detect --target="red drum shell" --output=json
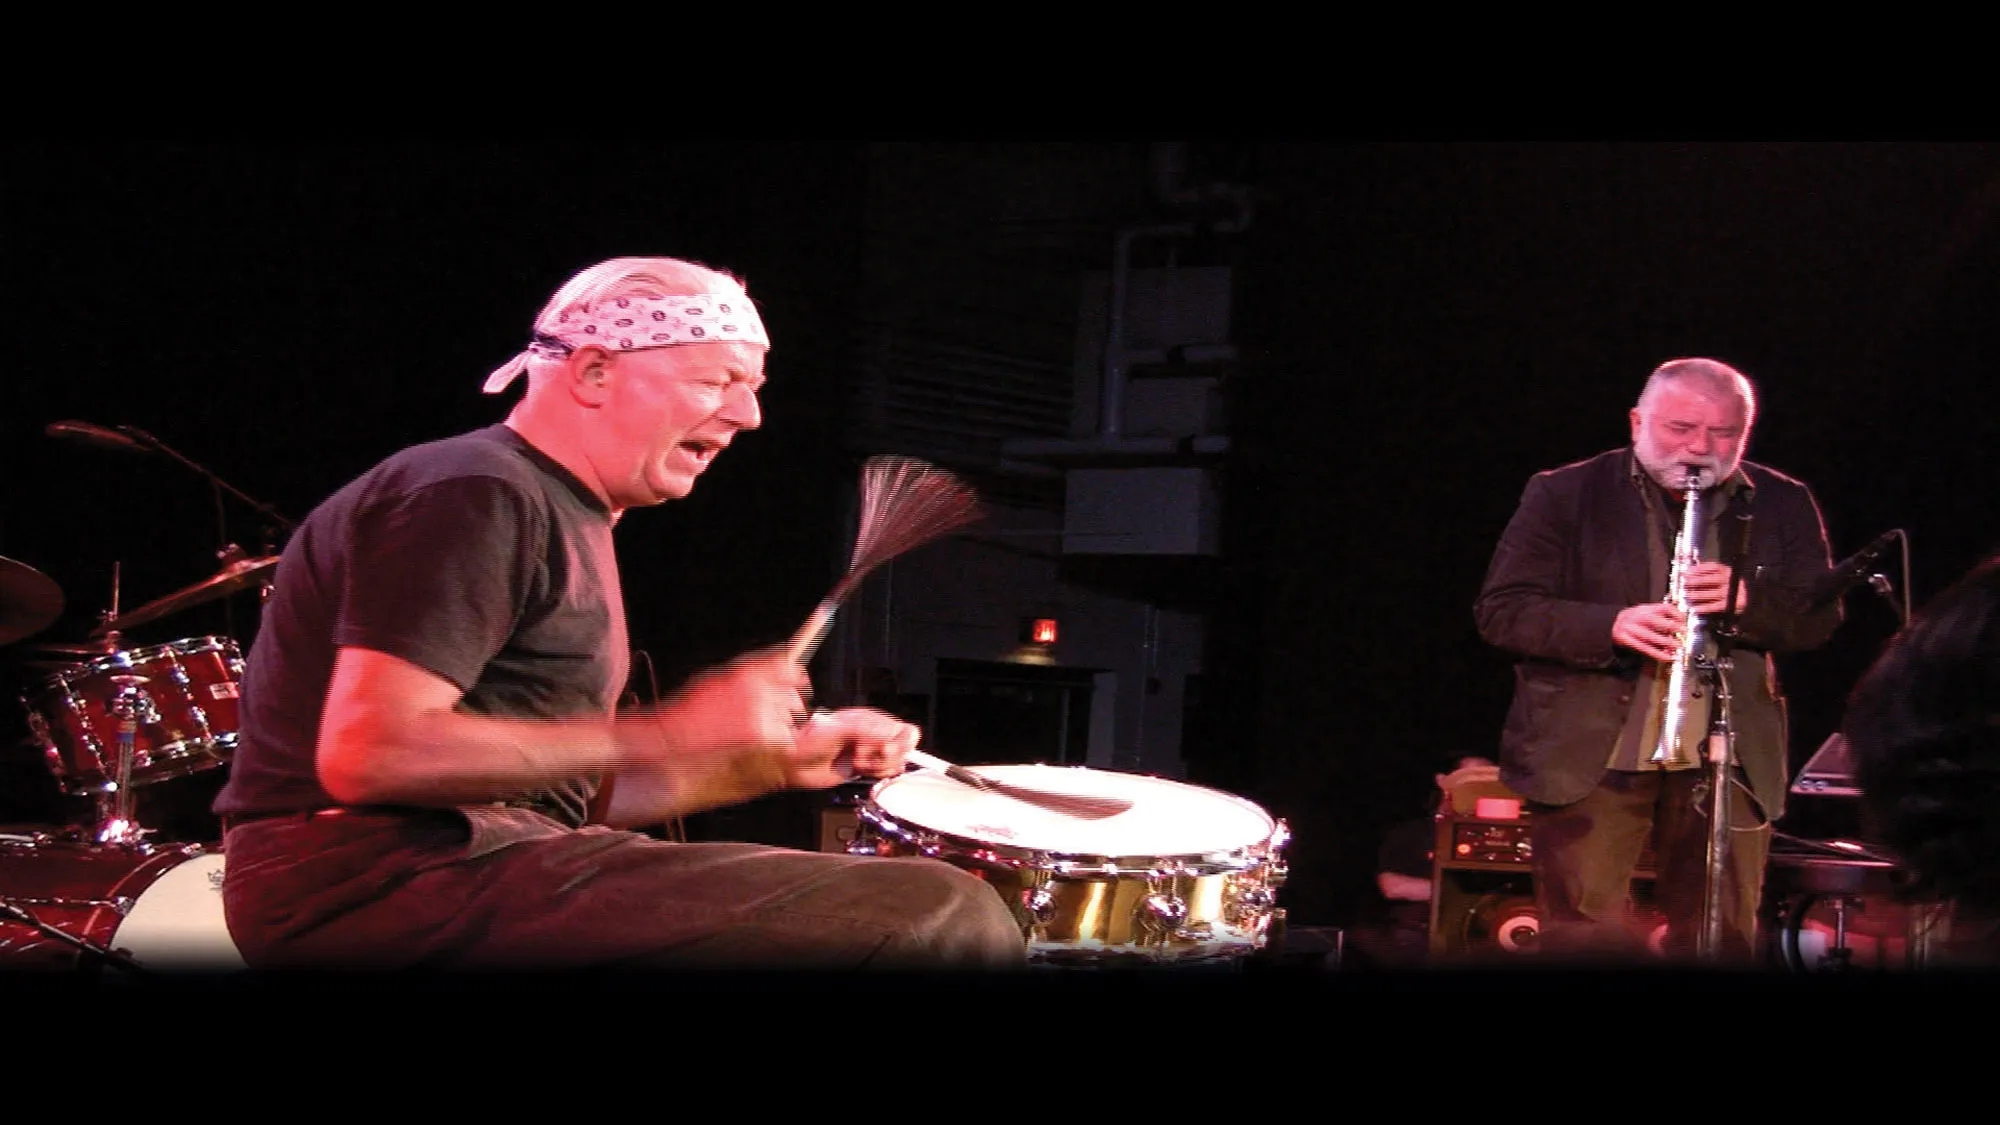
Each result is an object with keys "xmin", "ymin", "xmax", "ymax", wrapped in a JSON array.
[
  {"xmin": 0, "ymin": 831, "xmax": 239, "ymax": 972},
  {"xmin": 21, "ymin": 636, "xmax": 243, "ymax": 794}
]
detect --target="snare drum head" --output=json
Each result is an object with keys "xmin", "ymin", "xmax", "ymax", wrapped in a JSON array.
[
  {"xmin": 870, "ymin": 765, "xmax": 1274, "ymax": 861},
  {"xmin": 111, "ymin": 852, "xmax": 243, "ymax": 970}
]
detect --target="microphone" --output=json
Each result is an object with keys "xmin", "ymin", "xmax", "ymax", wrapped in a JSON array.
[
  {"xmin": 45, "ymin": 420, "xmax": 152, "ymax": 454},
  {"xmin": 1807, "ymin": 530, "xmax": 1900, "ymax": 609},
  {"xmin": 114, "ymin": 424, "xmax": 166, "ymax": 450}
]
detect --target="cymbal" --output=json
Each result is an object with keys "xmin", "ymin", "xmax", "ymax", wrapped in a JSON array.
[
  {"xmin": 1, "ymin": 556, "xmax": 64, "ymax": 647},
  {"xmin": 91, "ymin": 555, "xmax": 278, "ymax": 636},
  {"xmin": 23, "ymin": 640, "xmax": 122, "ymax": 657}
]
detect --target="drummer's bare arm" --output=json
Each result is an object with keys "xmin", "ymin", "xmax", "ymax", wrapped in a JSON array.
[
  {"xmin": 317, "ymin": 646, "xmax": 649, "ymax": 808},
  {"xmin": 600, "ymin": 705, "xmax": 918, "ymax": 829},
  {"xmin": 321, "ymin": 646, "xmax": 819, "ymax": 816}
]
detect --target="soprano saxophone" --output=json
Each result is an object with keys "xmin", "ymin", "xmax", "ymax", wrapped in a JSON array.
[{"xmin": 1650, "ymin": 466, "xmax": 1706, "ymax": 767}]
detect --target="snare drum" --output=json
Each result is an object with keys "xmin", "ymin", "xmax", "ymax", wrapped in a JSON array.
[
  {"xmin": 22, "ymin": 636, "xmax": 244, "ymax": 794},
  {"xmin": 855, "ymin": 765, "xmax": 1288, "ymax": 967},
  {"xmin": 0, "ymin": 830, "xmax": 243, "ymax": 972}
]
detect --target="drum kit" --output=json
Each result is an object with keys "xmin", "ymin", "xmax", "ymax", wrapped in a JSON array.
[
  {"xmin": 1, "ymin": 550, "xmax": 264, "ymax": 975},
  {"xmin": 3, "ymin": 547, "xmax": 1296, "ymax": 973},
  {"xmin": 5, "ymin": 437, "xmax": 1298, "ymax": 974}
]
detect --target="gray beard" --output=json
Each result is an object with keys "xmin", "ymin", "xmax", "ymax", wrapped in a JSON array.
[{"xmin": 1634, "ymin": 439, "xmax": 1737, "ymax": 492}]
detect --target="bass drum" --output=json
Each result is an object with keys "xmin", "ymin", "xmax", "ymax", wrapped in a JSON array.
[
  {"xmin": 855, "ymin": 765, "xmax": 1288, "ymax": 967},
  {"xmin": 0, "ymin": 829, "xmax": 243, "ymax": 973}
]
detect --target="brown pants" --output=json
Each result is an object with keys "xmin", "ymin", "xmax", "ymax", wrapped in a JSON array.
[
  {"xmin": 1530, "ymin": 768, "xmax": 1771, "ymax": 965},
  {"xmin": 220, "ymin": 809, "xmax": 1027, "ymax": 972}
]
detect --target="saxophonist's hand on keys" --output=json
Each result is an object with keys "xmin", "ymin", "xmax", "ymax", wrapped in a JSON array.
[
  {"xmin": 1613, "ymin": 602, "xmax": 1688, "ymax": 662},
  {"xmin": 1681, "ymin": 561, "xmax": 1748, "ymax": 616}
]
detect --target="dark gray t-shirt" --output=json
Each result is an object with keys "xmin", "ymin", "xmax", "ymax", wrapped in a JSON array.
[{"xmin": 213, "ymin": 424, "xmax": 628, "ymax": 828}]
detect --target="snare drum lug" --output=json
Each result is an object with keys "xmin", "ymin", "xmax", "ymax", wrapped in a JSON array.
[
  {"xmin": 1141, "ymin": 893, "xmax": 1189, "ymax": 933},
  {"xmin": 1237, "ymin": 886, "xmax": 1275, "ymax": 913},
  {"xmin": 848, "ymin": 826, "xmax": 900, "ymax": 858},
  {"xmin": 1172, "ymin": 922, "xmax": 1215, "ymax": 944},
  {"xmin": 1022, "ymin": 886, "xmax": 1057, "ymax": 926},
  {"xmin": 23, "ymin": 708, "xmax": 54, "ymax": 753}
]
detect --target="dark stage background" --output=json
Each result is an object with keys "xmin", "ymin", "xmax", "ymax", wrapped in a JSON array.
[{"xmin": 3, "ymin": 142, "xmax": 1996, "ymax": 931}]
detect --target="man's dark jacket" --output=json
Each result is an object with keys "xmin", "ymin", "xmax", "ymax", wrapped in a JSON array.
[{"xmin": 1474, "ymin": 448, "xmax": 1841, "ymax": 817}]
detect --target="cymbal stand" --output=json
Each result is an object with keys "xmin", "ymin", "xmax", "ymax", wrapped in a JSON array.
[
  {"xmin": 92, "ymin": 677, "xmax": 155, "ymax": 848},
  {"xmin": 93, "ymin": 561, "xmax": 125, "ymax": 652}
]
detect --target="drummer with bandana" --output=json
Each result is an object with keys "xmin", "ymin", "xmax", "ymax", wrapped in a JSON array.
[{"xmin": 210, "ymin": 256, "xmax": 1025, "ymax": 972}]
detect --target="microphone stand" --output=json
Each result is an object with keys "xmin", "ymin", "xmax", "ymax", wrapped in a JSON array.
[
  {"xmin": 1696, "ymin": 494, "xmax": 1754, "ymax": 961},
  {"xmin": 118, "ymin": 426, "xmax": 295, "ymax": 543},
  {"xmin": 118, "ymin": 427, "xmax": 292, "ymax": 638}
]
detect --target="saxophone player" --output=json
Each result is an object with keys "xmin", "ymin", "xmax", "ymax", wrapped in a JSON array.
[{"xmin": 1475, "ymin": 358, "xmax": 1842, "ymax": 962}]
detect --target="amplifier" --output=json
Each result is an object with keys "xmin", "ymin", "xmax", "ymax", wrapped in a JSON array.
[
  {"xmin": 1442, "ymin": 819, "xmax": 1534, "ymax": 867},
  {"xmin": 1427, "ymin": 776, "xmax": 1660, "ymax": 959},
  {"xmin": 1433, "ymin": 775, "xmax": 1536, "ymax": 872}
]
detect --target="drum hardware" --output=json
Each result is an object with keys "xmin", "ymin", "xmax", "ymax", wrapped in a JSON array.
[
  {"xmin": 0, "ymin": 556, "xmax": 65, "ymax": 648},
  {"xmin": 89, "ymin": 549, "xmax": 279, "ymax": 638},
  {"xmin": 0, "ymin": 896, "xmax": 149, "ymax": 974},
  {"xmin": 0, "ymin": 835, "xmax": 242, "ymax": 972},
  {"xmin": 22, "ymin": 635, "xmax": 244, "ymax": 840},
  {"xmin": 1762, "ymin": 836, "xmax": 1933, "ymax": 971},
  {"xmin": 1787, "ymin": 894, "xmax": 1861, "ymax": 971},
  {"xmin": 1022, "ymin": 879, "xmax": 1059, "ymax": 927},
  {"xmin": 91, "ymin": 677, "xmax": 158, "ymax": 848},
  {"xmin": 1139, "ymin": 864, "xmax": 1192, "ymax": 940}
]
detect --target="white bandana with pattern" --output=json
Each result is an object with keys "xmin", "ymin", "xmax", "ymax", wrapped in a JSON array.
[{"xmin": 484, "ymin": 292, "xmax": 770, "ymax": 393}]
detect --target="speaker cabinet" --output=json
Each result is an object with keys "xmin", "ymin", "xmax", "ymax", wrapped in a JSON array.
[
  {"xmin": 1426, "ymin": 776, "xmax": 1663, "ymax": 961},
  {"xmin": 1430, "ymin": 865, "xmax": 1666, "ymax": 961}
]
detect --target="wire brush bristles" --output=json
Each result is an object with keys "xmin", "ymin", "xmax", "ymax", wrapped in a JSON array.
[
  {"xmin": 788, "ymin": 455, "xmax": 983, "ymax": 662},
  {"xmin": 834, "ymin": 455, "xmax": 985, "ymax": 602}
]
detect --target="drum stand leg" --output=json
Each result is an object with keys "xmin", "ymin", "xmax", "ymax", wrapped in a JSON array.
[
  {"xmin": 0, "ymin": 900, "xmax": 149, "ymax": 974},
  {"xmin": 1817, "ymin": 897, "xmax": 1859, "ymax": 971},
  {"xmin": 1782, "ymin": 894, "xmax": 1860, "ymax": 972},
  {"xmin": 93, "ymin": 681, "xmax": 156, "ymax": 849}
]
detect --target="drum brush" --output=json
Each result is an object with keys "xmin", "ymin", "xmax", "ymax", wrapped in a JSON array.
[
  {"xmin": 788, "ymin": 458, "xmax": 1127, "ymax": 819},
  {"xmin": 786, "ymin": 455, "xmax": 985, "ymax": 664},
  {"xmin": 905, "ymin": 748, "xmax": 1131, "ymax": 819},
  {"xmin": 809, "ymin": 715, "xmax": 1127, "ymax": 817}
]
